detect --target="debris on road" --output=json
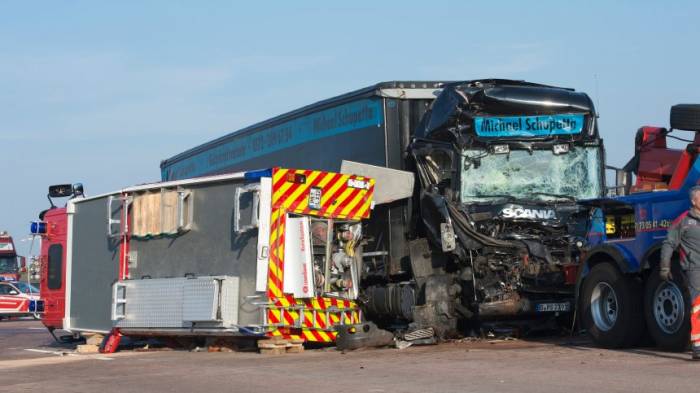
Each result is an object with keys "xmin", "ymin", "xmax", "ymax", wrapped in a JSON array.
[
  {"xmin": 84, "ymin": 334, "xmax": 104, "ymax": 346},
  {"xmin": 257, "ymin": 337, "xmax": 305, "ymax": 355},
  {"xmin": 76, "ymin": 344, "xmax": 100, "ymax": 354}
]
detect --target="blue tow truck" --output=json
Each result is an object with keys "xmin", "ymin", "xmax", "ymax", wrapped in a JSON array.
[{"xmin": 579, "ymin": 104, "xmax": 700, "ymax": 350}]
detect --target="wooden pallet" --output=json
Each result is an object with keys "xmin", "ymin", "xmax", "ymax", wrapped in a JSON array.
[
  {"xmin": 257, "ymin": 337, "xmax": 305, "ymax": 355},
  {"xmin": 76, "ymin": 344, "xmax": 100, "ymax": 354},
  {"xmin": 84, "ymin": 334, "xmax": 105, "ymax": 346}
]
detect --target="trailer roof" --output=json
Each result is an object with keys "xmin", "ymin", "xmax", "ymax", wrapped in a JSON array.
[
  {"xmin": 121, "ymin": 169, "xmax": 252, "ymax": 192},
  {"xmin": 160, "ymin": 79, "xmax": 575, "ymax": 170},
  {"xmin": 71, "ymin": 169, "xmax": 256, "ymax": 204},
  {"xmin": 160, "ymin": 81, "xmax": 450, "ymax": 169}
]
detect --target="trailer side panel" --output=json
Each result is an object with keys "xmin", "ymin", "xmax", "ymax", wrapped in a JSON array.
[
  {"xmin": 129, "ymin": 180, "xmax": 260, "ymax": 326},
  {"xmin": 161, "ymin": 99, "xmax": 386, "ymax": 180}
]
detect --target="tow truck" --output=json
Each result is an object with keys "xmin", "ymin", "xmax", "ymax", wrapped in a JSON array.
[{"xmin": 578, "ymin": 104, "xmax": 700, "ymax": 350}]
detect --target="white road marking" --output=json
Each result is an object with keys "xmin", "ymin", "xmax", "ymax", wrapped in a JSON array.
[
  {"xmin": 25, "ymin": 350, "xmax": 115, "ymax": 361},
  {"xmin": 23, "ymin": 348, "xmax": 76, "ymax": 357},
  {"xmin": 0, "ymin": 351, "xmax": 158, "ymax": 370}
]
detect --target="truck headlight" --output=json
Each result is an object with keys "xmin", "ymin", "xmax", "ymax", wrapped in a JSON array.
[
  {"xmin": 553, "ymin": 144, "xmax": 570, "ymax": 155},
  {"xmin": 491, "ymin": 144, "xmax": 510, "ymax": 154}
]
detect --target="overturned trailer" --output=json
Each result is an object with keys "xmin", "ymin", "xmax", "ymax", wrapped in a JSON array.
[
  {"xmin": 161, "ymin": 80, "xmax": 605, "ymax": 339},
  {"xmin": 60, "ymin": 167, "xmax": 388, "ymax": 343}
]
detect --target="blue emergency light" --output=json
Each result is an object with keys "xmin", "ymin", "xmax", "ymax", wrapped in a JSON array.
[
  {"xmin": 30, "ymin": 221, "xmax": 47, "ymax": 234},
  {"xmin": 244, "ymin": 168, "xmax": 273, "ymax": 180},
  {"xmin": 29, "ymin": 299, "xmax": 44, "ymax": 313}
]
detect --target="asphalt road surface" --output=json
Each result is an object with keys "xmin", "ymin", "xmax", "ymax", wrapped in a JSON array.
[{"xmin": 1, "ymin": 319, "xmax": 699, "ymax": 393}]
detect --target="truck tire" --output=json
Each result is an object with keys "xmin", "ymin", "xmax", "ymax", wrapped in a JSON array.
[
  {"xmin": 643, "ymin": 265, "xmax": 690, "ymax": 351},
  {"xmin": 670, "ymin": 104, "xmax": 700, "ymax": 131},
  {"xmin": 580, "ymin": 263, "xmax": 644, "ymax": 348}
]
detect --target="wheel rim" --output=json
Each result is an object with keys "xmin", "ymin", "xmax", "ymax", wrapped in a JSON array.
[
  {"xmin": 653, "ymin": 281, "xmax": 685, "ymax": 334},
  {"xmin": 591, "ymin": 282, "xmax": 619, "ymax": 331}
]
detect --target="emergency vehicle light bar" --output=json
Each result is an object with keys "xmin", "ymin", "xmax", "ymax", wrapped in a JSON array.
[
  {"xmin": 244, "ymin": 168, "xmax": 273, "ymax": 180},
  {"xmin": 30, "ymin": 221, "xmax": 47, "ymax": 235}
]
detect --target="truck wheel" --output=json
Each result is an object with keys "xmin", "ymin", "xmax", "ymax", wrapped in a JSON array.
[
  {"xmin": 580, "ymin": 263, "xmax": 644, "ymax": 348},
  {"xmin": 643, "ymin": 265, "xmax": 690, "ymax": 351},
  {"xmin": 670, "ymin": 104, "xmax": 700, "ymax": 131}
]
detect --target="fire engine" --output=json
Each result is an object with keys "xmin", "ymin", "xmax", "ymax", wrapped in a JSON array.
[
  {"xmin": 0, "ymin": 232, "xmax": 25, "ymax": 282},
  {"xmin": 32, "ymin": 167, "xmax": 406, "ymax": 347}
]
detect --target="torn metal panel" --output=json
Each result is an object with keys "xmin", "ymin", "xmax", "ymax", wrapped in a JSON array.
[{"xmin": 340, "ymin": 160, "xmax": 414, "ymax": 204}]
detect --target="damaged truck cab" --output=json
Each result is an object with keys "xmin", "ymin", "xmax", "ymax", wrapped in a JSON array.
[{"xmin": 359, "ymin": 80, "xmax": 604, "ymax": 338}]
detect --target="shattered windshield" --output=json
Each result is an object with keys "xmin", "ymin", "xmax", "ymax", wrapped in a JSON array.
[
  {"xmin": 0, "ymin": 257, "xmax": 17, "ymax": 273},
  {"xmin": 460, "ymin": 147, "xmax": 602, "ymax": 203}
]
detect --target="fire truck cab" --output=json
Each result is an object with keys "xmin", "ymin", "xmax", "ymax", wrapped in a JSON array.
[
  {"xmin": 0, "ymin": 232, "xmax": 25, "ymax": 282},
  {"xmin": 30, "ymin": 183, "xmax": 83, "ymax": 334}
]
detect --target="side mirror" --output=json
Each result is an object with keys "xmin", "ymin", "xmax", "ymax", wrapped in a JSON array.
[
  {"xmin": 8, "ymin": 290, "xmax": 19, "ymax": 296},
  {"xmin": 72, "ymin": 183, "xmax": 84, "ymax": 197},
  {"xmin": 605, "ymin": 165, "xmax": 631, "ymax": 196},
  {"xmin": 48, "ymin": 184, "xmax": 74, "ymax": 198},
  {"xmin": 419, "ymin": 148, "xmax": 454, "ymax": 186}
]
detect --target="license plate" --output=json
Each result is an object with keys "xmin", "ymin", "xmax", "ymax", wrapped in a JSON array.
[{"xmin": 535, "ymin": 302, "xmax": 570, "ymax": 313}]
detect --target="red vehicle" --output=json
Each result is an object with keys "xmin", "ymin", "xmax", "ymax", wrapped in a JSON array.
[
  {"xmin": 31, "ymin": 184, "xmax": 82, "ymax": 336},
  {"xmin": 0, "ymin": 281, "xmax": 40, "ymax": 319},
  {"xmin": 0, "ymin": 232, "xmax": 25, "ymax": 282}
]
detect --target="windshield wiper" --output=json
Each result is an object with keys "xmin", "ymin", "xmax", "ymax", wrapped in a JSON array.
[
  {"xmin": 463, "ymin": 194, "xmax": 516, "ymax": 202},
  {"xmin": 528, "ymin": 192, "xmax": 575, "ymax": 201}
]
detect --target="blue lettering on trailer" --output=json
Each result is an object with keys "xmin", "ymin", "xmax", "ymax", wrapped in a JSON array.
[
  {"xmin": 474, "ymin": 114, "xmax": 584, "ymax": 137},
  {"xmin": 162, "ymin": 99, "xmax": 383, "ymax": 180}
]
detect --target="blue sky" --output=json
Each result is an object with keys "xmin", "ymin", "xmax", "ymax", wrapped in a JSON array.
[{"xmin": 1, "ymin": 1, "xmax": 699, "ymax": 256}]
